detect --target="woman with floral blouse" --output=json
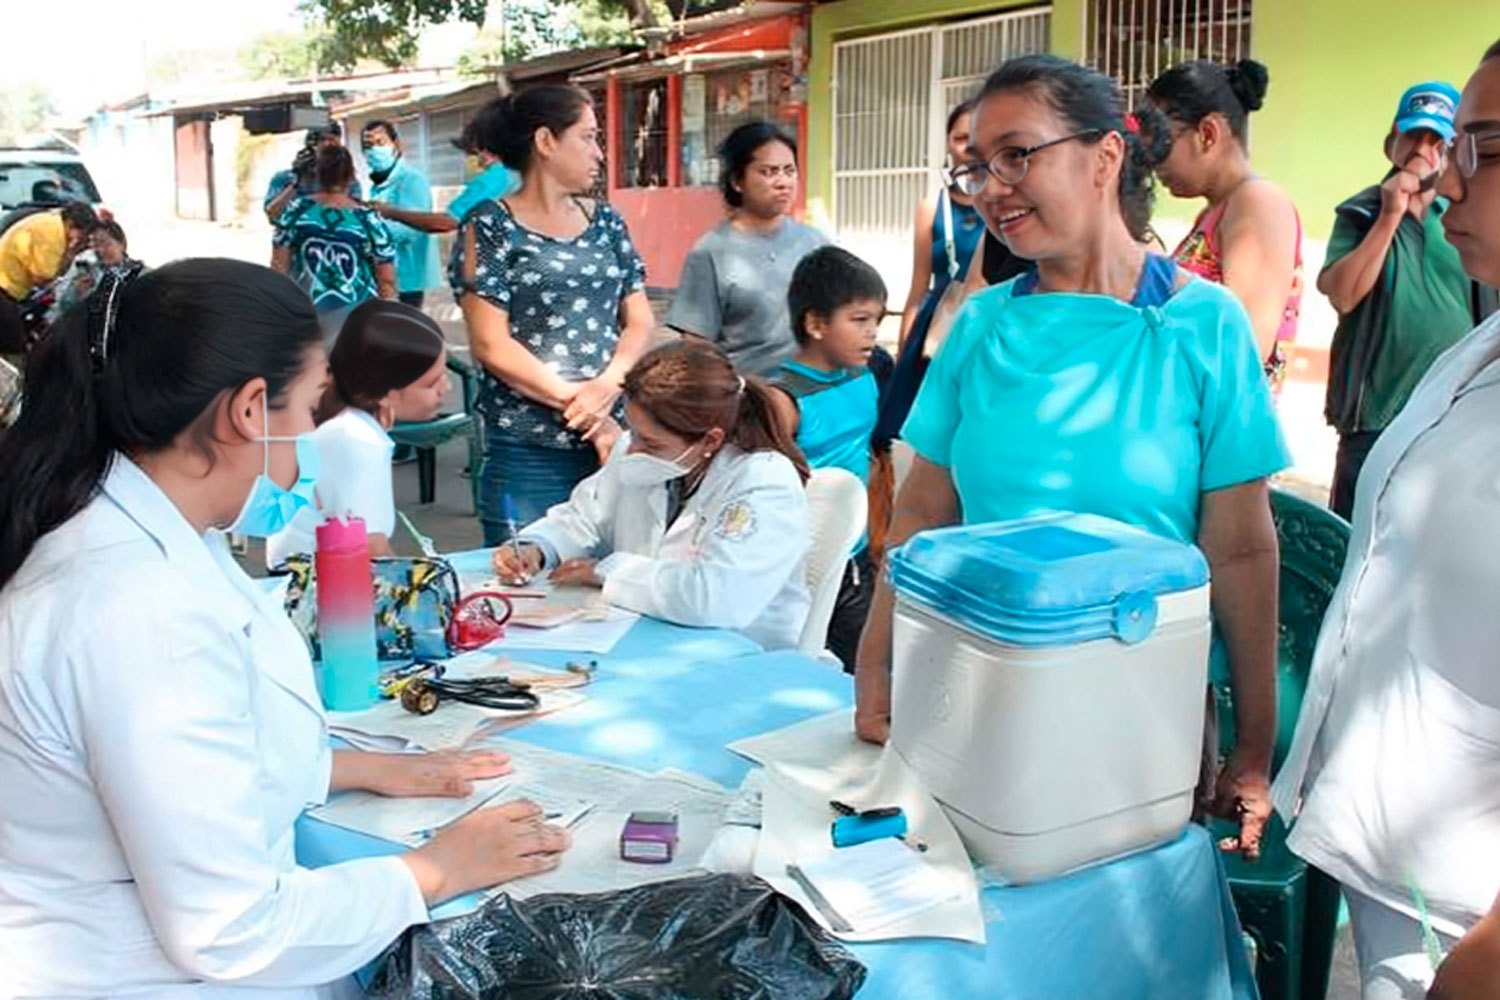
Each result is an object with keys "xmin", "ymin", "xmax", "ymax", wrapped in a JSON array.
[{"xmin": 450, "ymin": 86, "xmax": 655, "ymax": 545}]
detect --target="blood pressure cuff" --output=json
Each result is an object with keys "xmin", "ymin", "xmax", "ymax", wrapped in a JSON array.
[{"xmin": 368, "ymin": 873, "xmax": 867, "ymax": 1000}]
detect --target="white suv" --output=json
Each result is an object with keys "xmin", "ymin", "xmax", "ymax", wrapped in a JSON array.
[{"xmin": 0, "ymin": 148, "xmax": 103, "ymax": 211}]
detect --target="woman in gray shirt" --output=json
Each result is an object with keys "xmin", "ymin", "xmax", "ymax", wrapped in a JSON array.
[{"xmin": 666, "ymin": 122, "xmax": 827, "ymax": 376}]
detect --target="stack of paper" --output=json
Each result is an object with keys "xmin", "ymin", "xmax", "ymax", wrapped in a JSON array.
[
  {"xmin": 488, "ymin": 607, "xmax": 638, "ymax": 654},
  {"xmin": 487, "ymin": 761, "xmax": 731, "ymax": 901},
  {"xmin": 317, "ymin": 734, "xmax": 733, "ymax": 906},
  {"xmin": 328, "ymin": 699, "xmax": 496, "ymax": 752},
  {"xmin": 311, "ymin": 765, "xmax": 594, "ymax": 846},
  {"xmin": 509, "ymin": 603, "xmax": 585, "ymax": 629},
  {"xmin": 451, "ymin": 576, "xmax": 641, "ymax": 655},
  {"xmin": 736, "ymin": 709, "xmax": 987, "ymax": 944},
  {"xmin": 327, "ymin": 687, "xmax": 587, "ymax": 752},
  {"xmin": 789, "ymin": 838, "xmax": 966, "ymax": 933}
]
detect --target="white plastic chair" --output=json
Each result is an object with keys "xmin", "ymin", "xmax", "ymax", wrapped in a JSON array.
[{"xmin": 799, "ymin": 468, "xmax": 868, "ymax": 661}]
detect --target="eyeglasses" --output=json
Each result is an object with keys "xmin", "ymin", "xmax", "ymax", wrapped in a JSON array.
[
  {"xmin": 1450, "ymin": 127, "xmax": 1500, "ymax": 179},
  {"xmin": 950, "ymin": 129, "xmax": 1103, "ymax": 195},
  {"xmin": 752, "ymin": 164, "xmax": 799, "ymax": 180}
]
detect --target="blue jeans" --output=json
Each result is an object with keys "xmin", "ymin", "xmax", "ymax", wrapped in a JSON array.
[{"xmin": 478, "ymin": 435, "xmax": 599, "ymax": 547}]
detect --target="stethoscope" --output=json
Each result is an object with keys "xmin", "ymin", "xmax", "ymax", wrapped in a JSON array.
[
  {"xmin": 399, "ymin": 674, "xmax": 540, "ymax": 715},
  {"xmin": 392, "ymin": 658, "xmax": 597, "ymax": 716}
]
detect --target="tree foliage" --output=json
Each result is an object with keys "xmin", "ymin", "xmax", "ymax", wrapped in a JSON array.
[
  {"xmin": 302, "ymin": 0, "xmax": 731, "ymax": 71},
  {"xmin": 239, "ymin": 29, "xmax": 338, "ymax": 81},
  {"xmin": 454, "ymin": 0, "xmax": 648, "ymax": 76},
  {"xmin": 0, "ymin": 84, "xmax": 57, "ymax": 146}
]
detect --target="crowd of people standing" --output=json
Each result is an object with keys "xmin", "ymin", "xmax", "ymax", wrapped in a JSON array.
[{"xmin": 0, "ymin": 35, "xmax": 1499, "ymax": 1000}]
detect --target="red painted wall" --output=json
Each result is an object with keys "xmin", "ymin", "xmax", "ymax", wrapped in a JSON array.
[{"xmin": 612, "ymin": 186, "xmax": 726, "ymax": 290}]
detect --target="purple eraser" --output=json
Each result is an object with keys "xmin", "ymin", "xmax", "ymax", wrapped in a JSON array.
[{"xmin": 620, "ymin": 810, "xmax": 679, "ymax": 864}]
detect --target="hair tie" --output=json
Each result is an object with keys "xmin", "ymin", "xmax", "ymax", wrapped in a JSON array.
[
  {"xmin": 736, "ymin": 375, "xmax": 746, "ymax": 395},
  {"xmin": 1124, "ymin": 113, "xmax": 1141, "ymax": 135}
]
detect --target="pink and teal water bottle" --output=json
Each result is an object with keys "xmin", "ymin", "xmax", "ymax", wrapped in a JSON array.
[{"xmin": 315, "ymin": 516, "xmax": 379, "ymax": 711}]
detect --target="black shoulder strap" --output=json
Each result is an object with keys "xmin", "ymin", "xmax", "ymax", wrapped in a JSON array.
[{"xmin": 770, "ymin": 366, "xmax": 848, "ymax": 401}]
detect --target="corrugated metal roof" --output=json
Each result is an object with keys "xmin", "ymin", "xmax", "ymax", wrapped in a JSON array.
[
  {"xmin": 145, "ymin": 68, "xmax": 463, "ymax": 118},
  {"xmin": 333, "ymin": 80, "xmax": 489, "ymax": 119}
]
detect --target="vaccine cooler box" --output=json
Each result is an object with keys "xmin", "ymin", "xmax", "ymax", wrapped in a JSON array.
[{"xmin": 888, "ymin": 512, "xmax": 1212, "ymax": 884}]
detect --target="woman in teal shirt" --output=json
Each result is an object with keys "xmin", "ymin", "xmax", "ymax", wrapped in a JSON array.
[{"xmin": 855, "ymin": 55, "xmax": 1291, "ymax": 861}]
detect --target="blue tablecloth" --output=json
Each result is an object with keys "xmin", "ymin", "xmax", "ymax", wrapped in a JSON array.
[{"xmin": 297, "ymin": 553, "xmax": 1257, "ymax": 1000}]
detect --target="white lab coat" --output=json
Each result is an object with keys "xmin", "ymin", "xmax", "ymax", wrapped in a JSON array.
[
  {"xmin": 520, "ymin": 439, "xmax": 812, "ymax": 650},
  {"xmin": 1272, "ymin": 311, "xmax": 1500, "ymax": 938},
  {"xmin": 0, "ymin": 457, "xmax": 428, "ymax": 1000}
]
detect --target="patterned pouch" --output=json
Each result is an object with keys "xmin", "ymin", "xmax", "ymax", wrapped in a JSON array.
[{"xmin": 282, "ymin": 555, "xmax": 461, "ymax": 661}]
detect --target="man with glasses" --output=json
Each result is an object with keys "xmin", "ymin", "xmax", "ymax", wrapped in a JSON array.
[{"xmin": 1317, "ymin": 82, "xmax": 1493, "ymax": 519}]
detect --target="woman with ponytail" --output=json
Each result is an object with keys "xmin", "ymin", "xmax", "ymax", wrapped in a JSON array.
[
  {"xmin": 449, "ymin": 85, "xmax": 655, "ymax": 547},
  {"xmin": 1147, "ymin": 59, "xmax": 1304, "ymax": 388},
  {"xmin": 266, "ymin": 298, "xmax": 451, "ymax": 566},
  {"xmin": 0, "ymin": 260, "xmax": 569, "ymax": 998},
  {"xmin": 493, "ymin": 339, "xmax": 812, "ymax": 650},
  {"xmin": 857, "ymin": 55, "xmax": 1291, "ymax": 865}
]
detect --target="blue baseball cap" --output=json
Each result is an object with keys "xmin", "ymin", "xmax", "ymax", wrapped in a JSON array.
[{"xmin": 1393, "ymin": 82, "xmax": 1460, "ymax": 141}]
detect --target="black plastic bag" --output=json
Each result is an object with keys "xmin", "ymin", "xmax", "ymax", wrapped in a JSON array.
[{"xmin": 369, "ymin": 873, "xmax": 867, "ymax": 1000}]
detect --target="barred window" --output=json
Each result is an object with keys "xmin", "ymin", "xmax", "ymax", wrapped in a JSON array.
[
  {"xmin": 1083, "ymin": 0, "xmax": 1253, "ymax": 108},
  {"xmin": 680, "ymin": 62, "xmax": 796, "ymax": 188},
  {"xmin": 620, "ymin": 79, "xmax": 669, "ymax": 190}
]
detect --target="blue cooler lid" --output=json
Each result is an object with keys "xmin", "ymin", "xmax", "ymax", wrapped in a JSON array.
[{"xmin": 888, "ymin": 513, "xmax": 1209, "ymax": 647}]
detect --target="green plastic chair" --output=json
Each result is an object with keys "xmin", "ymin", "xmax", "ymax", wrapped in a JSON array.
[
  {"xmin": 389, "ymin": 354, "xmax": 482, "ymax": 513},
  {"xmin": 1210, "ymin": 487, "xmax": 1349, "ymax": 1000}
]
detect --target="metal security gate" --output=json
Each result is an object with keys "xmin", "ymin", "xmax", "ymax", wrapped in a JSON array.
[
  {"xmin": 831, "ymin": 7, "xmax": 1051, "ymax": 304},
  {"xmin": 1081, "ymin": 0, "xmax": 1252, "ymax": 109}
]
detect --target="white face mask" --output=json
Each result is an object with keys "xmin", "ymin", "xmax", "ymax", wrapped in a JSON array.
[{"xmin": 615, "ymin": 443, "xmax": 698, "ymax": 488}]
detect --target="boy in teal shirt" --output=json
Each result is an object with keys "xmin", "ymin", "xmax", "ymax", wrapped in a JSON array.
[{"xmin": 769, "ymin": 246, "xmax": 887, "ymax": 671}]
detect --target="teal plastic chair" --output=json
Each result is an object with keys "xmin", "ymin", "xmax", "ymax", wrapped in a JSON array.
[
  {"xmin": 1210, "ymin": 488, "xmax": 1349, "ymax": 1000},
  {"xmin": 388, "ymin": 355, "xmax": 482, "ymax": 513}
]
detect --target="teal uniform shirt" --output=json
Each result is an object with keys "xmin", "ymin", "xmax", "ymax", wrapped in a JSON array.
[
  {"xmin": 446, "ymin": 162, "xmax": 518, "ymax": 223},
  {"xmin": 369, "ymin": 158, "xmax": 439, "ymax": 295}
]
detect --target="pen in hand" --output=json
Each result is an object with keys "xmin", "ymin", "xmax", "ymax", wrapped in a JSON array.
[{"xmin": 502, "ymin": 493, "xmax": 530, "ymax": 585}]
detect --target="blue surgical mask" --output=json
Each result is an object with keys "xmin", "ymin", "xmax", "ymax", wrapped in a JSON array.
[
  {"xmin": 366, "ymin": 145, "xmax": 397, "ymax": 173},
  {"xmin": 227, "ymin": 408, "xmax": 321, "ymax": 538}
]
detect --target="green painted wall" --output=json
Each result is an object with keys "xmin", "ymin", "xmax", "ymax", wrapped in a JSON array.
[
  {"xmin": 807, "ymin": 0, "xmax": 1496, "ymax": 247},
  {"xmin": 806, "ymin": 0, "xmax": 1083, "ymax": 224},
  {"xmin": 1249, "ymin": 0, "xmax": 1497, "ymax": 242}
]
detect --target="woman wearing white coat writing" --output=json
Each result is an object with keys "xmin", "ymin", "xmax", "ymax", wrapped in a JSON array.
[
  {"xmin": 494, "ymin": 339, "xmax": 813, "ymax": 649},
  {"xmin": 0, "ymin": 260, "xmax": 569, "ymax": 999}
]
